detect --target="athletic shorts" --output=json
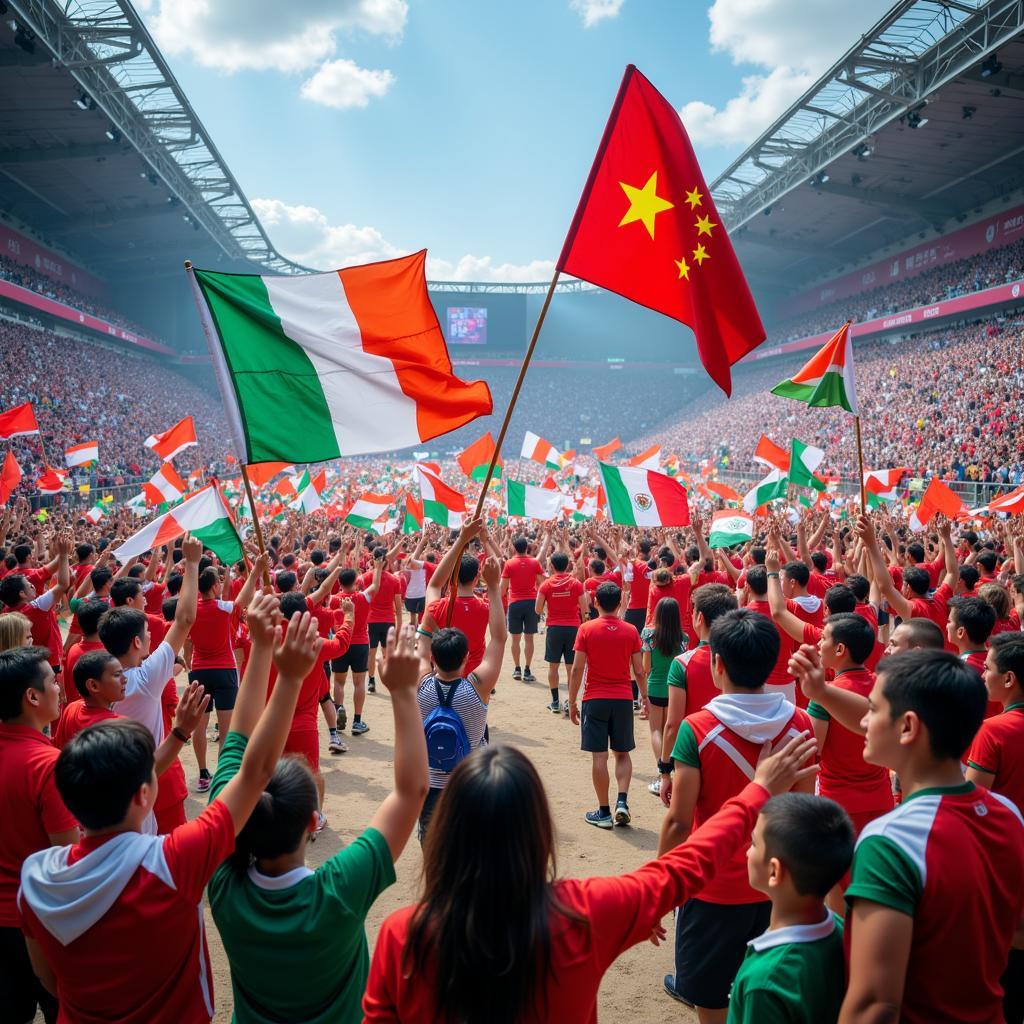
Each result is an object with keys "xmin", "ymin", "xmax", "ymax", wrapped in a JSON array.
[
  {"xmin": 332, "ymin": 643, "xmax": 369, "ymax": 674},
  {"xmin": 672, "ymin": 898, "xmax": 771, "ymax": 1009},
  {"xmin": 368, "ymin": 622, "xmax": 393, "ymax": 649},
  {"xmin": 580, "ymin": 698, "xmax": 635, "ymax": 753},
  {"xmin": 188, "ymin": 667, "xmax": 238, "ymax": 711},
  {"xmin": 544, "ymin": 625, "xmax": 578, "ymax": 664},
  {"xmin": 284, "ymin": 730, "xmax": 320, "ymax": 773},
  {"xmin": 0, "ymin": 926, "xmax": 57, "ymax": 1024},
  {"xmin": 507, "ymin": 599, "xmax": 539, "ymax": 635},
  {"xmin": 404, "ymin": 597, "xmax": 425, "ymax": 614},
  {"xmin": 624, "ymin": 607, "xmax": 646, "ymax": 632},
  {"xmin": 648, "ymin": 694, "xmax": 668, "ymax": 708}
]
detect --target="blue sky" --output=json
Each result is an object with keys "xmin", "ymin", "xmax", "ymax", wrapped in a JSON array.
[{"xmin": 136, "ymin": 0, "xmax": 895, "ymax": 279}]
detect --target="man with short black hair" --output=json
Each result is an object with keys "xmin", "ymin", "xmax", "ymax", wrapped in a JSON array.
[
  {"xmin": 501, "ymin": 535, "xmax": 546, "ymax": 682},
  {"xmin": 536, "ymin": 548, "xmax": 588, "ymax": 713}
]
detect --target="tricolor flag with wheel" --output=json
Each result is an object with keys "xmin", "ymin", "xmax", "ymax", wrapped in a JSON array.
[{"xmin": 598, "ymin": 462, "xmax": 689, "ymax": 527}]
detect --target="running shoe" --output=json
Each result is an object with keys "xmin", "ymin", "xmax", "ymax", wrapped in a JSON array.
[
  {"xmin": 367, "ymin": 677, "xmax": 376, "ymax": 693},
  {"xmin": 311, "ymin": 812, "xmax": 327, "ymax": 840},
  {"xmin": 547, "ymin": 700, "xmax": 561, "ymax": 714},
  {"xmin": 647, "ymin": 778, "xmax": 661, "ymax": 796},
  {"xmin": 329, "ymin": 733, "xmax": 347, "ymax": 755},
  {"xmin": 663, "ymin": 976, "xmax": 694, "ymax": 1007},
  {"xmin": 614, "ymin": 800, "xmax": 631, "ymax": 826},
  {"xmin": 351, "ymin": 721, "xmax": 369, "ymax": 736},
  {"xmin": 585, "ymin": 809, "xmax": 613, "ymax": 829},
  {"xmin": 335, "ymin": 704, "xmax": 347, "ymax": 732},
  {"xmin": 523, "ymin": 668, "xmax": 536, "ymax": 682},
  {"xmin": 562, "ymin": 700, "xmax": 570, "ymax": 717},
  {"xmin": 195, "ymin": 772, "xmax": 211, "ymax": 793},
  {"xmin": 512, "ymin": 666, "xmax": 522, "ymax": 680}
]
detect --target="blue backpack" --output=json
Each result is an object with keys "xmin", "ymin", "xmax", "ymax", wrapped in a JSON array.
[{"xmin": 423, "ymin": 677, "xmax": 472, "ymax": 773}]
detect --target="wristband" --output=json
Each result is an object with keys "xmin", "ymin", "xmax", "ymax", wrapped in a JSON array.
[
  {"xmin": 658, "ymin": 759, "xmax": 674, "ymax": 775},
  {"xmin": 767, "ymin": 572, "xmax": 780, "ymax": 578},
  {"xmin": 416, "ymin": 627, "xmax": 433, "ymax": 638},
  {"xmin": 171, "ymin": 727, "xmax": 190, "ymax": 743}
]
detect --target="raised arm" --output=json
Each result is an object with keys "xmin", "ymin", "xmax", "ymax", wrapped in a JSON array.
[
  {"xmin": 765, "ymin": 549, "xmax": 812, "ymax": 644},
  {"xmin": 234, "ymin": 552, "xmax": 268, "ymax": 611},
  {"xmin": 229, "ymin": 592, "xmax": 281, "ymax": 737},
  {"xmin": 163, "ymin": 534, "xmax": 200, "ymax": 655},
  {"xmin": 857, "ymin": 515, "xmax": 914, "ymax": 622},
  {"xmin": 426, "ymin": 518, "xmax": 480, "ymax": 606},
  {"xmin": 469, "ymin": 557, "xmax": 508, "ymax": 695}
]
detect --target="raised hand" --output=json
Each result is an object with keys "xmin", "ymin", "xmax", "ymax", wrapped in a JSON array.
[
  {"xmin": 379, "ymin": 624, "xmax": 420, "ymax": 694},
  {"xmin": 273, "ymin": 610, "xmax": 322, "ymax": 681},
  {"xmin": 246, "ymin": 591, "xmax": 280, "ymax": 648},
  {"xmin": 753, "ymin": 731, "xmax": 818, "ymax": 795},
  {"xmin": 173, "ymin": 681, "xmax": 211, "ymax": 736},
  {"xmin": 182, "ymin": 533, "xmax": 203, "ymax": 563}
]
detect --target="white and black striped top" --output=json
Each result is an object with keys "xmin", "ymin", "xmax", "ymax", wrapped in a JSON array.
[{"xmin": 417, "ymin": 673, "xmax": 489, "ymax": 790}]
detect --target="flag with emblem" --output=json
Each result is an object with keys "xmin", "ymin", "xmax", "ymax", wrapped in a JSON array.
[
  {"xmin": 557, "ymin": 65, "xmax": 765, "ymax": 395},
  {"xmin": 709, "ymin": 510, "xmax": 754, "ymax": 549},
  {"xmin": 598, "ymin": 462, "xmax": 689, "ymax": 527}
]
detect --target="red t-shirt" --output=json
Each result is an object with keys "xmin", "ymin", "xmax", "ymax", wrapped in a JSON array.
[
  {"xmin": 967, "ymin": 704, "xmax": 1024, "ymax": 811},
  {"xmin": 144, "ymin": 581, "xmax": 166, "ymax": 616},
  {"xmin": 538, "ymin": 574, "xmax": 584, "ymax": 627},
  {"xmin": 154, "ymin": 679, "xmax": 188, "ymax": 814},
  {"xmin": 574, "ymin": 616, "xmax": 641, "ymax": 701},
  {"xmin": 270, "ymin": 623, "xmax": 352, "ymax": 735},
  {"xmin": 331, "ymin": 591, "xmax": 371, "ymax": 646},
  {"xmin": 672, "ymin": 643, "xmax": 717, "ymax": 718},
  {"xmin": 746, "ymin": 599, "xmax": 794, "ymax": 691},
  {"xmin": 426, "ymin": 595, "xmax": 490, "ymax": 676},
  {"xmin": 53, "ymin": 700, "xmax": 117, "ymax": 750},
  {"xmin": 502, "ymin": 556, "xmax": 544, "ymax": 603},
  {"xmin": 358, "ymin": 571, "xmax": 402, "ymax": 624},
  {"xmin": 65, "ymin": 638, "xmax": 105, "ymax": 685},
  {"xmin": 908, "ymin": 581, "xmax": 953, "ymax": 637},
  {"xmin": 14, "ymin": 590, "xmax": 62, "ymax": 668},
  {"xmin": 0, "ymin": 723, "xmax": 77, "ymax": 927},
  {"xmin": 627, "ymin": 560, "xmax": 652, "ymax": 611},
  {"xmin": 189, "ymin": 597, "xmax": 236, "ymax": 670}
]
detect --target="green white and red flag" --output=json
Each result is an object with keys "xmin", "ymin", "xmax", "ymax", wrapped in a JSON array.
[
  {"xmin": 403, "ymin": 494, "xmax": 424, "ymax": 534},
  {"xmin": 346, "ymin": 492, "xmax": 392, "ymax": 530},
  {"xmin": 416, "ymin": 464, "xmax": 465, "ymax": 527},
  {"xmin": 145, "ymin": 416, "xmax": 198, "ymax": 462},
  {"xmin": 864, "ymin": 467, "xmax": 908, "ymax": 500},
  {"xmin": 771, "ymin": 322, "xmax": 858, "ymax": 414},
  {"xmin": 598, "ymin": 462, "xmax": 689, "ymax": 527},
  {"xmin": 506, "ymin": 480, "xmax": 564, "ymax": 521},
  {"xmin": 742, "ymin": 469, "xmax": 788, "ymax": 513},
  {"xmin": 143, "ymin": 464, "xmax": 187, "ymax": 506}
]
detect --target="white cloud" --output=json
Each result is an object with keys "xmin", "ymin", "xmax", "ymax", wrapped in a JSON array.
[
  {"xmin": 300, "ymin": 59, "xmax": 395, "ymax": 108},
  {"xmin": 570, "ymin": 0, "xmax": 625, "ymax": 27},
  {"xmin": 148, "ymin": 0, "xmax": 407, "ymax": 73},
  {"xmin": 253, "ymin": 198, "xmax": 553, "ymax": 281}
]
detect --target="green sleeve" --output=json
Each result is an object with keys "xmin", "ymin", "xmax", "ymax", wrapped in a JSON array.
[
  {"xmin": 69, "ymin": 597, "xmax": 83, "ymax": 614},
  {"xmin": 726, "ymin": 982, "xmax": 793, "ymax": 1024},
  {"xmin": 670, "ymin": 721, "xmax": 699, "ymax": 768},
  {"xmin": 209, "ymin": 732, "xmax": 248, "ymax": 804},
  {"xmin": 806, "ymin": 700, "xmax": 831, "ymax": 721},
  {"xmin": 319, "ymin": 827, "xmax": 397, "ymax": 917},
  {"xmin": 667, "ymin": 658, "xmax": 686, "ymax": 690},
  {"xmin": 845, "ymin": 834, "xmax": 921, "ymax": 917}
]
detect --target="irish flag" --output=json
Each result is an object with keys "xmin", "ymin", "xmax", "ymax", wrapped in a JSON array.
[
  {"xmin": 709, "ymin": 510, "xmax": 754, "ymax": 548},
  {"xmin": 521, "ymin": 431, "xmax": 563, "ymax": 470},
  {"xmin": 457, "ymin": 432, "xmax": 502, "ymax": 481},
  {"xmin": 743, "ymin": 468, "xmax": 788, "ymax": 513},
  {"xmin": 114, "ymin": 484, "xmax": 243, "ymax": 563},
  {"xmin": 627, "ymin": 445, "xmax": 662, "ymax": 471},
  {"xmin": 145, "ymin": 416, "xmax": 197, "ymax": 462},
  {"xmin": 771, "ymin": 322, "xmax": 858, "ymax": 414},
  {"xmin": 346, "ymin": 492, "xmax": 392, "ymax": 530},
  {"xmin": 0, "ymin": 403, "xmax": 39, "ymax": 440},
  {"xmin": 65, "ymin": 441, "xmax": 99, "ymax": 468},
  {"xmin": 598, "ymin": 463, "xmax": 689, "ymax": 527},
  {"xmin": 507, "ymin": 480, "xmax": 563, "ymax": 521},
  {"xmin": 416, "ymin": 464, "xmax": 465, "ymax": 527},
  {"xmin": 189, "ymin": 251, "xmax": 492, "ymax": 462},
  {"xmin": 143, "ymin": 464, "xmax": 187, "ymax": 506}
]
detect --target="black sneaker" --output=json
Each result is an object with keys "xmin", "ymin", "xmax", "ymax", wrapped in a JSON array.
[
  {"xmin": 663, "ymin": 975, "xmax": 694, "ymax": 1007},
  {"xmin": 512, "ymin": 666, "xmax": 522, "ymax": 680},
  {"xmin": 367, "ymin": 677, "xmax": 376, "ymax": 694},
  {"xmin": 547, "ymin": 700, "xmax": 561, "ymax": 713},
  {"xmin": 585, "ymin": 809, "xmax": 613, "ymax": 829},
  {"xmin": 335, "ymin": 704, "xmax": 347, "ymax": 732},
  {"xmin": 523, "ymin": 668, "xmax": 536, "ymax": 682},
  {"xmin": 614, "ymin": 800, "xmax": 631, "ymax": 826}
]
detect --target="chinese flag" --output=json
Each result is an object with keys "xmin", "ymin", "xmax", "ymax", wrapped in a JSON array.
[
  {"xmin": 0, "ymin": 451, "xmax": 22, "ymax": 504},
  {"xmin": 558, "ymin": 66, "xmax": 765, "ymax": 395}
]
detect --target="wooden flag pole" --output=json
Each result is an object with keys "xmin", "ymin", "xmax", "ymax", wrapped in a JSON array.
[
  {"xmin": 240, "ymin": 464, "xmax": 272, "ymax": 588},
  {"xmin": 854, "ymin": 416, "xmax": 867, "ymax": 514}
]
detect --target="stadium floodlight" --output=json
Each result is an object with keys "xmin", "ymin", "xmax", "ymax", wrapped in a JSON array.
[
  {"xmin": 74, "ymin": 91, "xmax": 96, "ymax": 111},
  {"xmin": 981, "ymin": 54, "xmax": 1003, "ymax": 78},
  {"xmin": 12, "ymin": 22, "xmax": 34, "ymax": 53},
  {"xmin": 105, "ymin": 126, "xmax": 122, "ymax": 142},
  {"xmin": 813, "ymin": 171, "xmax": 830, "ymax": 186}
]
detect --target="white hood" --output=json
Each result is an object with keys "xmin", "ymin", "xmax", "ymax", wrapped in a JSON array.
[
  {"xmin": 19, "ymin": 832, "xmax": 171, "ymax": 946},
  {"xmin": 790, "ymin": 594, "xmax": 822, "ymax": 614},
  {"xmin": 706, "ymin": 692, "xmax": 797, "ymax": 743}
]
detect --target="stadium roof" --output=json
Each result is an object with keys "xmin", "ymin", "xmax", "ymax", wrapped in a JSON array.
[
  {"xmin": 0, "ymin": 0, "xmax": 307, "ymax": 281},
  {"xmin": 712, "ymin": 0, "xmax": 1024, "ymax": 292}
]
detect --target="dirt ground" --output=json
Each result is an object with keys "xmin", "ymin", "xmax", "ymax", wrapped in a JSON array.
[{"xmin": 182, "ymin": 649, "xmax": 700, "ymax": 1023}]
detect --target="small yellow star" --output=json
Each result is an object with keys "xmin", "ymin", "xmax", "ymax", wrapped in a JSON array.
[
  {"xmin": 693, "ymin": 243, "xmax": 709, "ymax": 266},
  {"xmin": 618, "ymin": 171, "xmax": 675, "ymax": 239},
  {"xmin": 695, "ymin": 214, "xmax": 717, "ymax": 237},
  {"xmin": 684, "ymin": 186, "xmax": 703, "ymax": 210},
  {"xmin": 674, "ymin": 256, "xmax": 690, "ymax": 280}
]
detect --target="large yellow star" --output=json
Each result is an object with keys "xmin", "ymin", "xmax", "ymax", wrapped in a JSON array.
[
  {"xmin": 674, "ymin": 256, "xmax": 690, "ymax": 280},
  {"xmin": 618, "ymin": 171, "xmax": 674, "ymax": 239},
  {"xmin": 695, "ymin": 214, "xmax": 717, "ymax": 237},
  {"xmin": 684, "ymin": 187, "xmax": 703, "ymax": 210},
  {"xmin": 693, "ymin": 243, "xmax": 709, "ymax": 266}
]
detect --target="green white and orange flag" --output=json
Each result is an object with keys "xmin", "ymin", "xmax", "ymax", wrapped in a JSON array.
[
  {"xmin": 346, "ymin": 492, "xmax": 392, "ymax": 530},
  {"xmin": 403, "ymin": 494, "xmax": 424, "ymax": 534},
  {"xmin": 416, "ymin": 464, "xmax": 465, "ymax": 528},
  {"xmin": 113, "ymin": 483, "xmax": 244, "ymax": 564},
  {"xmin": 457, "ymin": 432, "xmax": 502, "ymax": 482},
  {"xmin": 521, "ymin": 431, "xmax": 564, "ymax": 470},
  {"xmin": 189, "ymin": 251, "xmax": 492, "ymax": 462},
  {"xmin": 771, "ymin": 322, "xmax": 858, "ymax": 414}
]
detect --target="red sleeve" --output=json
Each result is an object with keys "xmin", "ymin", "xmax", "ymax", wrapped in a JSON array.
[
  {"xmin": 802, "ymin": 622, "xmax": 822, "ymax": 645},
  {"xmin": 163, "ymin": 798, "xmax": 235, "ymax": 902},
  {"xmin": 500, "ymin": 561, "xmax": 512, "ymax": 579},
  {"xmin": 332, "ymin": 618, "xmax": 353, "ymax": 653},
  {"xmin": 36, "ymin": 756, "xmax": 77, "ymax": 834},
  {"xmin": 573, "ymin": 625, "xmax": 588, "ymax": 653},
  {"xmin": 582, "ymin": 783, "xmax": 770, "ymax": 968},
  {"xmin": 967, "ymin": 722, "xmax": 999, "ymax": 774},
  {"xmin": 631, "ymin": 629, "xmax": 642, "ymax": 654},
  {"xmin": 363, "ymin": 908, "xmax": 410, "ymax": 1022}
]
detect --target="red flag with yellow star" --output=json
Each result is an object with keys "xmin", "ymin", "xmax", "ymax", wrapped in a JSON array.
[{"xmin": 557, "ymin": 65, "xmax": 765, "ymax": 395}]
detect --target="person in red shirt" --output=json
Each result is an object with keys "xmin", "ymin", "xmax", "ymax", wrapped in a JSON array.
[
  {"xmin": 569, "ymin": 582, "xmax": 646, "ymax": 829},
  {"xmin": 330, "ymin": 558, "xmax": 381, "ymax": 739},
  {"xmin": 780, "ymin": 561, "xmax": 824, "ymax": 628},
  {"xmin": 624, "ymin": 538, "xmax": 655, "ymax": 637},
  {"xmin": 743, "ymin": 566, "xmax": 798, "ymax": 703},
  {"xmin": 17, "ymin": 602, "xmax": 322, "ymax": 1024},
  {"xmin": 535, "ymin": 551, "xmax": 588, "ymax": 714},
  {"xmin": 357, "ymin": 547, "xmax": 403, "ymax": 694},
  {"xmin": 500, "ymin": 536, "xmax": 546, "ymax": 682},
  {"xmin": 0, "ymin": 646, "xmax": 77, "ymax": 1024},
  {"xmin": 363, "ymin": 735, "xmax": 817, "ymax": 1024},
  {"xmin": 947, "ymin": 595, "xmax": 1000, "ymax": 717},
  {"xmin": 63, "ymin": 599, "xmax": 108, "ymax": 683}
]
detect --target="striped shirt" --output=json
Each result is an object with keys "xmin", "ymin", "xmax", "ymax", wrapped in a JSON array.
[{"xmin": 417, "ymin": 674, "xmax": 489, "ymax": 790}]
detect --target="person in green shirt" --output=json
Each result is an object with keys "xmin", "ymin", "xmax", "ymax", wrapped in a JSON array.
[
  {"xmin": 728, "ymin": 792, "xmax": 854, "ymax": 1024},
  {"xmin": 641, "ymin": 596, "xmax": 685, "ymax": 796},
  {"xmin": 207, "ymin": 594, "xmax": 429, "ymax": 1024}
]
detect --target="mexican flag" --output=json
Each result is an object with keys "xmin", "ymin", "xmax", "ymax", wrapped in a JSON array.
[
  {"xmin": 709, "ymin": 510, "xmax": 754, "ymax": 548},
  {"xmin": 346, "ymin": 492, "xmax": 392, "ymax": 530},
  {"xmin": 771, "ymin": 322, "xmax": 858, "ymax": 414},
  {"xmin": 143, "ymin": 464, "xmax": 187, "ymax": 506},
  {"xmin": 114, "ymin": 484, "xmax": 244, "ymax": 563},
  {"xmin": 403, "ymin": 494, "xmax": 423, "ymax": 534},
  {"xmin": 864, "ymin": 467, "xmax": 908, "ymax": 500},
  {"xmin": 145, "ymin": 416, "xmax": 198, "ymax": 462},
  {"xmin": 416, "ymin": 464, "xmax": 464, "ymax": 527},
  {"xmin": 290, "ymin": 470, "xmax": 323, "ymax": 514},
  {"xmin": 742, "ymin": 468, "xmax": 788, "ymax": 513},
  {"xmin": 521, "ymin": 431, "xmax": 564, "ymax": 469},
  {"xmin": 457, "ymin": 432, "xmax": 502, "ymax": 481},
  {"xmin": 0, "ymin": 402, "xmax": 39, "ymax": 440},
  {"xmin": 627, "ymin": 445, "xmax": 662, "ymax": 471},
  {"xmin": 190, "ymin": 251, "xmax": 492, "ymax": 462},
  {"xmin": 788, "ymin": 439, "xmax": 826, "ymax": 492},
  {"xmin": 65, "ymin": 441, "xmax": 99, "ymax": 468},
  {"xmin": 507, "ymin": 480, "xmax": 563, "ymax": 521},
  {"xmin": 598, "ymin": 462, "xmax": 689, "ymax": 527},
  {"xmin": 85, "ymin": 504, "xmax": 105, "ymax": 524},
  {"xmin": 753, "ymin": 434, "xmax": 790, "ymax": 473}
]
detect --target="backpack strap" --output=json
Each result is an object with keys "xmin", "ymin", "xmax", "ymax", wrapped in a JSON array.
[{"xmin": 433, "ymin": 676, "xmax": 460, "ymax": 709}]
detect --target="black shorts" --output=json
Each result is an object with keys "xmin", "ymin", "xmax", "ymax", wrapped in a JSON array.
[
  {"xmin": 368, "ymin": 622, "xmax": 393, "ymax": 649},
  {"xmin": 648, "ymin": 694, "xmax": 668, "ymax": 708},
  {"xmin": 404, "ymin": 597, "xmax": 425, "ymax": 614},
  {"xmin": 580, "ymin": 698, "xmax": 635, "ymax": 753},
  {"xmin": 672, "ymin": 898, "xmax": 771, "ymax": 1009},
  {"xmin": 544, "ymin": 625, "xmax": 578, "ymax": 664},
  {"xmin": 188, "ymin": 667, "xmax": 238, "ymax": 711},
  {"xmin": 624, "ymin": 607, "xmax": 646, "ymax": 632},
  {"xmin": 332, "ymin": 643, "xmax": 370, "ymax": 674},
  {"xmin": 507, "ymin": 599, "xmax": 539, "ymax": 635},
  {"xmin": 0, "ymin": 925, "xmax": 57, "ymax": 1024}
]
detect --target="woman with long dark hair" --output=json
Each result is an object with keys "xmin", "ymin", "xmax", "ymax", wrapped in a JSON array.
[
  {"xmin": 363, "ymin": 734, "xmax": 817, "ymax": 1023},
  {"xmin": 641, "ymin": 596, "xmax": 686, "ymax": 797}
]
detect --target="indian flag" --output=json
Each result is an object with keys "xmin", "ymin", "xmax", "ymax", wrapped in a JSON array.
[
  {"xmin": 742, "ymin": 468, "xmax": 789, "ymax": 513},
  {"xmin": 189, "ymin": 251, "xmax": 492, "ymax": 462},
  {"xmin": 521, "ymin": 431, "xmax": 564, "ymax": 469},
  {"xmin": 709, "ymin": 510, "xmax": 754, "ymax": 548},
  {"xmin": 771, "ymin": 322, "xmax": 858, "ymax": 414},
  {"xmin": 114, "ymin": 484, "xmax": 244, "ymax": 563},
  {"xmin": 416, "ymin": 465, "xmax": 464, "ymax": 527},
  {"xmin": 507, "ymin": 480, "xmax": 563, "ymax": 521},
  {"xmin": 627, "ymin": 445, "xmax": 662, "ymax": 471},
  {"xmin": 65, "ymin": 441, "xmax": 99, "ymax": 468},
  {"xmin": 143, "ymin": 464, "xmax": 187, "ymax": 506},
  {"xmin": 346, "ymin": 492, "xmax": 392, "ymax": 530},
  {"xmin": 598, "ymin": 462, "xmax": 689, "ymax": 527}
]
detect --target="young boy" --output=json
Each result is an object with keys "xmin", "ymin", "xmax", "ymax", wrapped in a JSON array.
[
  {"xmin": 946, "ymin": 594, "xmax": 999, "ymax": 716},
  {"xmin": 659, "ymin": 608, "xmax": 815, "ymax": 1023},
  {"xmin": 728, "ymin": 792, "xmax": 854, "ymax": 1024}
]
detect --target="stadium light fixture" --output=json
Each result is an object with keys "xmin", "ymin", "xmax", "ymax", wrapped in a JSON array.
[
  {"xmin": 962, "ymin": 105, "xmax": 976, "ymax": 120},
  {"xmin": 13, "ymin": 23, "xmax": 35, "ymax": 53},
  {"xmin": 105, "ymin": 126, "xmax": 122, "ymax": 142},
  {"xmin": 981, "ymin": 54, "xmax": 1003, "ymax": 78},
  {"xmin": 75, "ymin": 91, "xmax": 96, "ymax": 111}
]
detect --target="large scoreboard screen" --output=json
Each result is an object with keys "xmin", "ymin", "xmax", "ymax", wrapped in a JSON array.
[{"xmin": 446, "ymin": 306, "xmax": 488, "ymax": 345}]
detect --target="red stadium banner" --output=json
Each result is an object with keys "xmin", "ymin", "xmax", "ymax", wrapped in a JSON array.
[{"xmin": 0, "ymin": 222, "xmax": 108, "ymax": 299}]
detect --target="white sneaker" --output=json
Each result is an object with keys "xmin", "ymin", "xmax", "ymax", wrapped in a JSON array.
[{"xmin": 648, "ymin": 778, "xmax": 661, "ymax": 796}]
